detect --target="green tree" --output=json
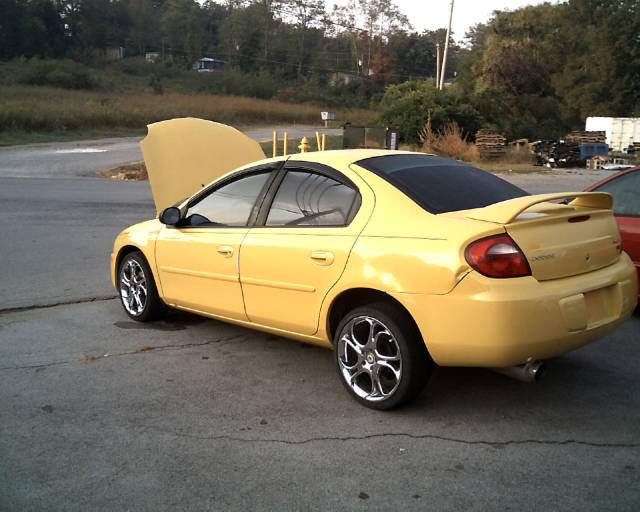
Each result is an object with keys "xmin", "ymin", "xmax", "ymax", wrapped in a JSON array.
[
  {"xmin": 125, "ymin": 0, "xmax": 160, "ymax": 55},
  {"xmin": 218, "ymin": 2, "xmax": 269, "ymax": 71},
  {"xmin": 379, "ymin": 80, "xmax": 483, "ymax": 143},
  {"xmin": 552, "ymin": 0, "xmax": 640, "ymax": 122},
  {"xmin": 280, "ymin": 0, "xmax": 326, "ymax": 79},
  {"xmin": 0, "ymin": 0, "xmax": 67, "ymax": 59},
  {"xmin": 331, "ymin": 0, "xmax": 410, "ymax": 76},
  {"xmin": 161, "ymin": 0, "xmax": 204, "ymax": 64}
]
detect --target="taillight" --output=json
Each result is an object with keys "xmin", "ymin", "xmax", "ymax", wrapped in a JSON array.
[{"xmin": 465, "ymin": 234, "xmax": 531, "ymax": 278}]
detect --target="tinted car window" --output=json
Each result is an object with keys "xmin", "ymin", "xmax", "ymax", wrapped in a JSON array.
[
  {"xmin": 357, "ymin": 154, "xmax": 528, "ymax": 214},
  {"xmin": 592, "ymin": 170, "xmax": 640, "ymax": 217},
  {"xmin": 185, "ymin": 172, "xmax": 270, "ymax": 226},
  {"xmin": 266, "ymin": 171, "xmax": 357, "ymax": 226}
]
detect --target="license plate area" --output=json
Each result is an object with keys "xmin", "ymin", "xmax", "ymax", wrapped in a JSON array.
[{"xmin": 584, "ymin": 284, "xmax": 619, "ymax": 328}]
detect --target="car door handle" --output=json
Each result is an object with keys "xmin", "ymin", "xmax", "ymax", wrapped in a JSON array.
[
  {"xmin": 310, "ymin": 251, "xmax": 334, "ymax": 265},
  {"xmin": 217, "ymin": 245, "xmax": 234, "ymax": 257}
]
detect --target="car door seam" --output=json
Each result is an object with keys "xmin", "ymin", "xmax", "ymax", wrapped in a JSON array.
[{"xmin": 313, "ymin": 166, "xmax": 378, "ymax": 336}]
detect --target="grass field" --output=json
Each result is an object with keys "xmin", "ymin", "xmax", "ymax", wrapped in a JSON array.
[{"xmin": 0, "ymin": 85, "xmax": 375, "ymax": 145}]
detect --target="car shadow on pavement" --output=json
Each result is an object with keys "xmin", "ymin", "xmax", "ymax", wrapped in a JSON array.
[
  {"xmin": 114, "ymin": 309, "xmax": 207, "ymax": 331},
  {"xmin": 111, "ymin": 304, "xmax": 638, "ymax": 433}
]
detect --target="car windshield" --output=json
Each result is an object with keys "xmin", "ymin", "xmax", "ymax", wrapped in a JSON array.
[{"xmin": 356, "ymin": 154, "xmax": 529, "ymax": 214}]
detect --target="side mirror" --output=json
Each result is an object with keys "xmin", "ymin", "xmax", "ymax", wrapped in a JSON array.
[{"xmin": 159, "ymin": 207, "xmax": 182, "ymax": 226}]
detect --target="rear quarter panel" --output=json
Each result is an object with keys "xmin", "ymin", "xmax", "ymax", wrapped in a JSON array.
[
  {"xmin": 337, "ymin": 164, "xmax": 505, "ymax": 294},
  {"xmin": 318, "ymin": 165, "xmax": 506, "ymax": 340}
]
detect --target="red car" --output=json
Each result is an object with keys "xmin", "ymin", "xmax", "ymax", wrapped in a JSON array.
[{"xmin": 587, "ymin": 167, "xmax": 640, "ymax": 299}]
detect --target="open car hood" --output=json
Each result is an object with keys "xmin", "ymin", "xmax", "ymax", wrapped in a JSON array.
[{"xmin": 140, "ymin": 118, "xmax": 266, "ymax": 213}]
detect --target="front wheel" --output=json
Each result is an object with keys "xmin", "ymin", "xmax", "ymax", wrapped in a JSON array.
[
  {"xmin": 334, "ymin": 302, "xmax": 433, "ymax": 410},
  {"xmin": 118, "ymin": 251, "xmax": 165, "ymax": 322}
]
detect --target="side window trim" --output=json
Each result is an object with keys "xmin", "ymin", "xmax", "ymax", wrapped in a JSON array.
[
  {"xmin": 177, "ymin": 161, "xmax": 285, "ymax": 229},
  {"xmin": 186, "ymin": 162, "xmax": 279, "ymax": 210},
  {"xmin": 255, "ymin": 162, "xmax": 361, "ymax": 228},
  {"xmin": 253, "ymin": 166, "xmax": 288, "ymax": 227}
]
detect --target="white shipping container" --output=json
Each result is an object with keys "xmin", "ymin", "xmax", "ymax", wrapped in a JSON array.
[{"xmin": 585, "ymin": 117, "xmax": 640, "ymax": 151}]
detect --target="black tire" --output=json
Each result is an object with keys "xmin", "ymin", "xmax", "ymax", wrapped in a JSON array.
[
  {"xmin": 117, "ymin": 251, "xmax": 165, "ymax": 322},
  {"xmin": 333, "ymin": 302, "xmax": 433, "ymax": 410}
]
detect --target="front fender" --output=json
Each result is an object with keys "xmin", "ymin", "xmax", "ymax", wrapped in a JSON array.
[{"xmin": 111, "ymin": 220, "xmax": 163, "ymax": 294}]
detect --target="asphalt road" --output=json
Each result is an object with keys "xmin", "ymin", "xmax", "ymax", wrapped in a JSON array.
[
  {"xmin": 0, "ymin": 139, "xmax": 638, "ymax": 511},
  {"xmin": 1, "ymin": 301, "xmax": 638, "ymax": 511},
  {"xmin": 0, "ymin": 126, "xmax": 341, "ymax": 179}
]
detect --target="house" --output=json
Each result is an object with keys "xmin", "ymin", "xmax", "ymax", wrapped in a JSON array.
[
  {"xmin": 145, "ymin": 52, "xmax": 160, "ymax": 63},
  {"xmin": 328, "ymin": 71, "xmax": 362, "ymax": 87},
  {"xmin": 193, "ymin": 57, "xmax": 226, "ymax": 72},
  {"xmin": 105, "ymin": 46, "xmax": 124, "ymax": 60}
]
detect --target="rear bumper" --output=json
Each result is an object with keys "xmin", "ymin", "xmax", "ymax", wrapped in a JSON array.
[{"xmin": 392, "ymin": 253, "xmax": 638, "ymax": 367}]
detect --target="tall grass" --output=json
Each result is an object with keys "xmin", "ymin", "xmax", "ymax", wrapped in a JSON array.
[
  {"xmin": 0, "ymin": 85, "xmax": 375, "ymax": 136},
  {"xmin": 419, "ymin": 119, "xmax": 478, "ymax": 161}
]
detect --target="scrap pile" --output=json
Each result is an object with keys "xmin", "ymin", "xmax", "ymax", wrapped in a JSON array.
[
  {"xmin": 532, "ymin": 140, "xmax": 582, "ymax": 167},
  {"xmin": 475, "ymin": 129, "xmax": 506, "ymax": 158},
  {"xmin": 626, "ymin": 142, "xmax": 640, "ymax": 154},
  {"xmin": 533, "ymin": 131, "xmax": 607, "ymax": 168}
]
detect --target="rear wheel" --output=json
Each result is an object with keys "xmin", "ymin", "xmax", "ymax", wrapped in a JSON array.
[
  {"xmin": 334, "ymin": 302, "xmax": 433, "ymax": 410},
  {"xmin": 118, "ymin": 251, "xmax": 165, "ymax": 322}
]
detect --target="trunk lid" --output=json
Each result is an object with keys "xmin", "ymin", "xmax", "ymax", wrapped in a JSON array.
[
  {"xmin": 447, "ymin": 192, "xmax": 622, "ymax": 281},
  {"xmin": 140, "ymin": 118, "xmax": 266, "ymax": 214}
]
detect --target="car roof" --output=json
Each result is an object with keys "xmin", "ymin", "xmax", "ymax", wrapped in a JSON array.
[
  {"xmin": 286, "ymin": 149, "xmax": 420, "ymax": 168},
  {"xmin": 586, "ymin": 166, "xmax": 640, "ymax": 191}
]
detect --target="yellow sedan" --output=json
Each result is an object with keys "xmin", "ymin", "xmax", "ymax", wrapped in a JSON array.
[{"xmin": 111, "ymin": 119, "xmax": 638, "ymax": 409}]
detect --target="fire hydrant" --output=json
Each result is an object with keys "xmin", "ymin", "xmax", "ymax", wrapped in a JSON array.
[{"xmin": 298, "ymin": 137, "xmax": 310, "ymax": 153}]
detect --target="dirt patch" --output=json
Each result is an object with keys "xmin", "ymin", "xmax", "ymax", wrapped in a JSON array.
[{"xmin": 100, "ymin": 162, "xmax": 148, "ymax": 181}]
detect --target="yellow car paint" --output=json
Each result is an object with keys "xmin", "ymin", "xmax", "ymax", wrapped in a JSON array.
[
  {"xmin": 461, "ymin": 191, "xmax": 612, "ymax": 224},
  {"xmin": 111, "ymin": 126, "xmax": 638, "ymax": 369},
  {"xmin": 155, "ymin": 227, "xmax": 249, "ymax": 319}
]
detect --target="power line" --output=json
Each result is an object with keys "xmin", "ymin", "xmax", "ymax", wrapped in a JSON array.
[{"xmin": 168, "ymin": 45, "xmax": 431, "ymax": 81}]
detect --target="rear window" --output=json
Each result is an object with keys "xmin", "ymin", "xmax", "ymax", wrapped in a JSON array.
[{"xmin": 357, "ymin": 154, "xmax": 528, "ymax": 214}]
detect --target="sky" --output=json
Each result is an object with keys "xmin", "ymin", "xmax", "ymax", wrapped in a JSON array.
[{"xmin": 331, "ymin": 0, "xmax": 562, "ymax": 40}]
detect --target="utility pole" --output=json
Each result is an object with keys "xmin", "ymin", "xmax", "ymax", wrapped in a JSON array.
[
  {"xmin": 439, "ymin": 0, "xmax": 454, "ymax": 90},
  {"xmin": 435, "ymin": 42, "xmax": 441, "ymax": 87}
]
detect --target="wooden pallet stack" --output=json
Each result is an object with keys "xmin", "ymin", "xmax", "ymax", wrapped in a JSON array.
[
  {"xmin": 565, "ymin": 131, "xmax": 606, "ymax": 147},
  {"xmin": 475, "ymin": 129, "xmax": 506, "ymax": 158}
]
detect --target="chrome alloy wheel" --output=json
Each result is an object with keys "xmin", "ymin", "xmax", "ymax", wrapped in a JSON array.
[
  {"xmin": 337, "ymin": 316, "xmax": 402, "ymax": 402},
  {"xmin": 120, "ymin": 259, "xmax": 148, "ymax": 316}
]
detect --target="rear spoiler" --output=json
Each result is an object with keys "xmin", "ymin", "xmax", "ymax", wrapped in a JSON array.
[{"xmin": 465, "ymin": 192, "xmax": 613, "ymax": 225}]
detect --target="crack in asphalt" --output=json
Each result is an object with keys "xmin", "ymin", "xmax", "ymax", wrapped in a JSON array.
[
  {"xmin": 0, "ymin": 334, "xmax": 246, "ymax": 372},
  {"xmin": 0, "ymin": 295, "xmax": 118, "ymax": 315},
  {"xmin": 139, "ymin": 427, "xmax": 640, "ymax": 449}
]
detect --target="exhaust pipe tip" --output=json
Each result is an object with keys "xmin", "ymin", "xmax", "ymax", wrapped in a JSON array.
[
  {"xmin": 492, "ymin": 361, "xmax": 547, "ymax": 383},
  {"xmin": 526, "ymin": 361, "xmax": 546, "ymax": 382}
]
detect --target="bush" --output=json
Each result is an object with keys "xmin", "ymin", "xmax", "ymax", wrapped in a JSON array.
[
  {"xmin": 149, "ymin": 75, "xmax": 164, "ymax": 95},
  {"xmin": 18, "ymin": 59, "xmax": 100, "ymax": 90},
  {"xmin": 222, "ymin": 68, "xmax": 280, "ymax": 99},
  {"xmin": 275, "ymin": 76, "xmax": 379, "ymax": 109},
  {"xmin": 419, "ymin": 120, "xmax": 478, "ymax": 161},
  {"xmin": 183, "ymin": 67, "xmax": 281, "ymax": 99},
  {"xmin": 111, "ymin": 57, "xmax": 159, "ymax": 77},
  {"xmin": 378, "ymin": 80, "xmax": 483, "ymax": 144}
]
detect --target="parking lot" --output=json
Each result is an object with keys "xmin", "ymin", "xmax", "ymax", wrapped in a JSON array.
[{"xmin": 1, "ymin": 138, "xmax": 639, "ymax": 511}]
